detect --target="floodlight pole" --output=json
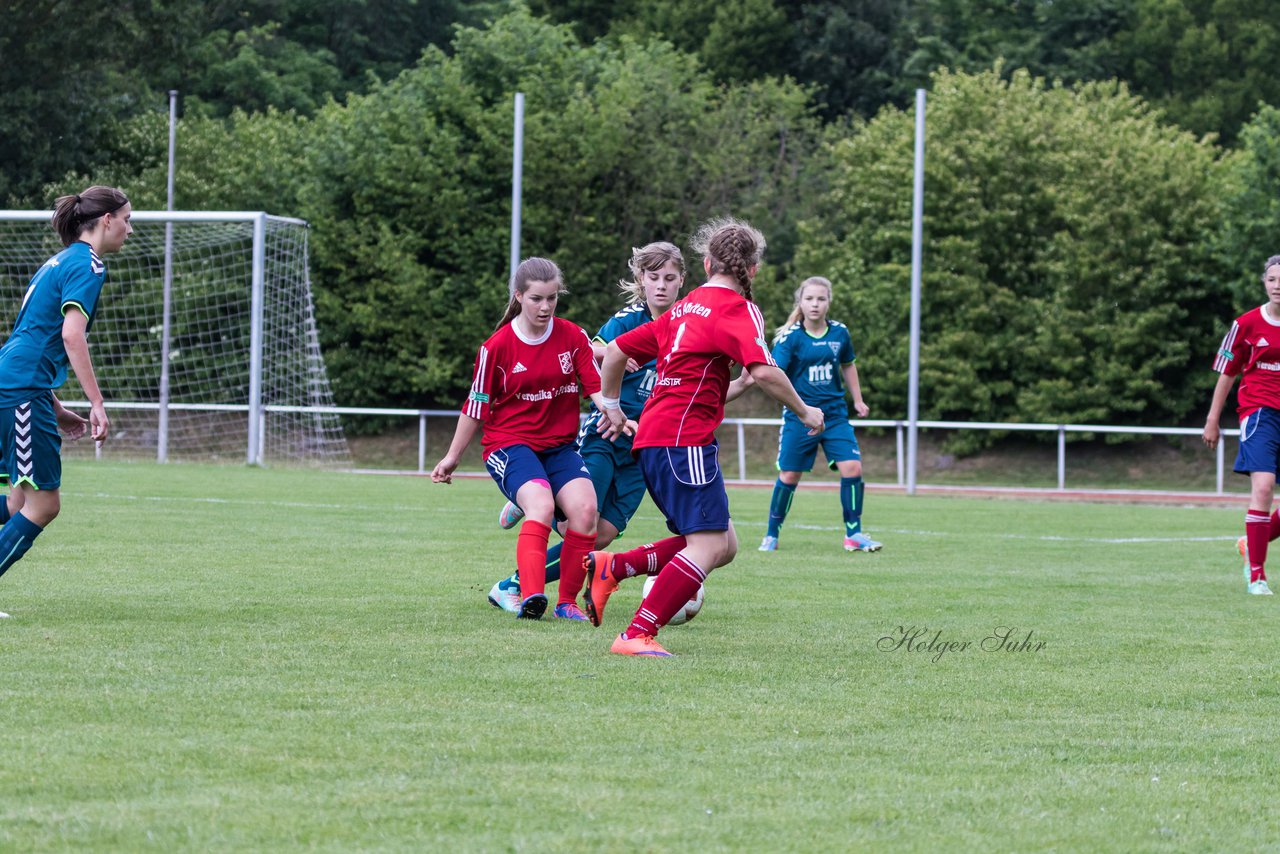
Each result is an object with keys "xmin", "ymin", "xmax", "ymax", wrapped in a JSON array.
[
  {"xmin": 157, "ymin": 89, "xmax": 178, "ymax": 463},
  {"xmin": 907, "ymin": 88, "xmax": 926, "ymax": 495},
  {"xmin": 510, "ymin": 92, "xmax": 525, "ymax": 283}
]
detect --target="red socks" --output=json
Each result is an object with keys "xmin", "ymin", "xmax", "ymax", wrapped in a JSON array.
[
  {"xmin": 558, "ymin": 528, "xmax": 596, "ymax": 606},
  {"xmin": 609, "ymin": 536, "xmax": 688, "ymax": 579},
  {"xmin": 516, "ymin": 519, "xmax": 553, "ymax": 597},
  {"xmin": 624, "ymin": 553, "xmax": 707, "ymax": 638},
  {"xmin": 1246, "ymin": 509, "xmax": 1270, "ymax": 582}
]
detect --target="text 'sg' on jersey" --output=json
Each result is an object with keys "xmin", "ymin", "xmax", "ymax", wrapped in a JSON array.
[
  {"xmin": 615, "ymin": 284, "xmax": 775, "ymax": 449},
  {"xmin": 465, "ymin": 317, "xmax": 602, "ymax": 460}
]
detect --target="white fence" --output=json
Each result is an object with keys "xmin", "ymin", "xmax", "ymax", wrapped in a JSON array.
[{"xmin": 63, "ymin": 401, "xmax": 1240, "ymax": 492}]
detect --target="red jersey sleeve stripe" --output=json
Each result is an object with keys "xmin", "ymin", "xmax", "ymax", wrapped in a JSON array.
[
  {"xmin": 466, "ymin": 345, "xmax": 489, "ymax": 418},
  {"xmin": 746, "ymin": 302, "xmax": 777, "ymax": 366},
  {"xmin": 1213, "ymin": 322, "xmax": 1239, "ymax": 373}
]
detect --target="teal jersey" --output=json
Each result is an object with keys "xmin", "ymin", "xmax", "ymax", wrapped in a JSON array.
[
  {"xmin": 580, "ymin": 303, "xmax": 658, "ymax": 449},
  {"xmin": 0, "ymin": 242, "xmax": 105, "ymax": 405},
  {"xmin": 772, "ymin": 320, "xmax": 856, "ymax": 419}
]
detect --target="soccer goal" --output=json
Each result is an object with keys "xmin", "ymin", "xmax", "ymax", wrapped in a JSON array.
[{"xmin": 0, "ymin": 211, "xmax": 349, "ymax": 466}]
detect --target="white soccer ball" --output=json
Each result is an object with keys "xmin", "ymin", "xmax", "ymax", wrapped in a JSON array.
[{"xmin": 642, "ymin": 573, "xmax": 704, "ymax": 626}]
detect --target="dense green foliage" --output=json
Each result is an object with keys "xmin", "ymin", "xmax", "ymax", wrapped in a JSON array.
[
  {"xmin": 0, "ymin": 0, "xmax": 501, "ymax": 201},
  {"xmin": 799, "ymin": 69, "xmax": 1230, "ymax": 446},
  {"xmin": 17, "ymin": 2, "xmax": 1280, "ymax": 431}
]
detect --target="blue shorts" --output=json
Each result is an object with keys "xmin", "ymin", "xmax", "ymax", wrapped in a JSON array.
[
  {"xmin": 578, "ymin": 431, "xmax": 645, "ymax": 534},
  {"xmin": 777, "ymin": 414, "xmax": 860, "ymax": 472},
  {"xmin": 1235, "ymin": 407, "xmax": 1280, "ymax": 475},
  {"xmin": 485, "ymin": 443, "xmax": 591, "ymax": 505},
  {"xmin": 0, "ymin": 392, "xmax": 63, "ymax": 490},
  {"xmin": 637, "ymin": 442, "xmax": 730, "ymax": 536}
]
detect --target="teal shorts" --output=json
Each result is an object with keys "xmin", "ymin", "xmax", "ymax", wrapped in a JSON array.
[{"xmin": 0, "ymin": 392, "xmax": 62, "ymax": 490}]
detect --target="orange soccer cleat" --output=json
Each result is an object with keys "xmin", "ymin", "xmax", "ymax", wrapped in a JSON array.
[
  {"xmin": 583, "ymin": 551, "xmax": 620, "ymax": 628},
  {"xmin": 609, "ymin": 632, "xmax": 672, "ymax": 657}
]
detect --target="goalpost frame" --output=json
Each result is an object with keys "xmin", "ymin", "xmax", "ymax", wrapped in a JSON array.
[{"xmin": 0, "ymin": 210, "xmax": 307, "ymax": 465}]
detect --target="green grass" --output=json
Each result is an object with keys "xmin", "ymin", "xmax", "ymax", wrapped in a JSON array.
[{"xmin": 0, "ymin": 461, "xmax": 1276, "ymax": 851}]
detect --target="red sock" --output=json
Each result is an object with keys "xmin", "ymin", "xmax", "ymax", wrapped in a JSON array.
[
  {"xmin": 557, "ymin": 528, "xmax": 596, "ymax": 606},
  {"xmin": 610, "ymin": 536, "xmax": 688, "ymax": 579},
  {"xmin": 1246, "ymin": 509, "xmax": 1270, "ymax": 582},
  {"xmin": 624, "ymin": 553, "xmax": 707, "ymax": 638},
  {"xmin": 516, "ymin": 519, "xmax": 552, "ymax": 597},
  {"xmin": 1269, "ymin": 509, "xmax": 1280, "ymax": 543}
]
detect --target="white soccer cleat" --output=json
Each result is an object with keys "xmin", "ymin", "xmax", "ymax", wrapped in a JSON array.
[
  {"xmin": 758, "ymin": 535, "xmax": 778, "ymax": 552},
  {"xmin": 845, "ymin": 533, "xmax": 883, "ymax": 552},
  {"xmin": 487, "ymin": 575, "xmax": 522, "ymax": 612},
  {"xmin": 1248, "ymin": 579, "xmax": 1273, "ymax": 596}
]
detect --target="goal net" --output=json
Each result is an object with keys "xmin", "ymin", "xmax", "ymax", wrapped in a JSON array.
[{"xmin": 0, "ymin": 211, "xmax": 349, "ymax": 466}]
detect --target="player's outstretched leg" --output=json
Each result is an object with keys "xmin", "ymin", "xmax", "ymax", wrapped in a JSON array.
[
  {"xmin": 761, "ymin": 478, "xmax": 795, "ymax": 551},
  {"xmin": 1245, "ymin": 510, "xmax": 1274, "ymax": 595},
  {"xmin": 841, "ymin": 475, "xmax": 881, "ymax": 552}
]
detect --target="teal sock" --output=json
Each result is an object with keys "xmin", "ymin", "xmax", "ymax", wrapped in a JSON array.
[
  {"xmin": 841, "ymin": 476, "xmax": 864, "ymax": 537},
  {"xmin": 767, "ymin": 479, "xmax": 796, "ymax": 538},
  {"xmin": 0, "ymin": 498, "xmax": 10, "ymax": 526},
  {"xmin": 544, "ymin": 542, "xmax": 562, "ymax": 585},
  {"xmin": 0, "ymin": 512, "xmax": 42, "ymax": 580}
]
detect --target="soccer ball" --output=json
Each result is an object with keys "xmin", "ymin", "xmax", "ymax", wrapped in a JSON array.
[{"xmin": 642, "ymin": 573, "xmax": 704, "ymax": 626}]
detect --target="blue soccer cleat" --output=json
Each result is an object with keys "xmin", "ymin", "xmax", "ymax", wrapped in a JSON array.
[
  {"xmin": 758, "ymin": 535, "xmax": 778, "ymax": 552},
  {"xmin": 517, "ymin": 593, "xmax": 547, "ymax": 620},
  {"xmin": 553, "ymin": 602, "xmax": 590, "ymax": 621}
]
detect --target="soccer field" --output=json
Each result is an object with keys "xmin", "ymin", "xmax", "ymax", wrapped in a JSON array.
[{"xmin": 0, "ymin": 462, "xmax": 1276, "ymax": 851}]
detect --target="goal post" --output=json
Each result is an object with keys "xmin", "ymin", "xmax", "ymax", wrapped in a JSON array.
[{"xmin": 0, "ymin": 210, "xmax": 349, "ymax": 466}]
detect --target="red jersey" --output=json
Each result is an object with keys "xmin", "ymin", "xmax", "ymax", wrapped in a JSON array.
[
  {"xmin": 1214, "ymin": 305, "xmax": 1280, "ymax": 418},
  {"xmin": 615, "ymin": 284, "xmax": 775, "ymax": 448},
  {"xmin": 464, "ymin": 318, "xmax": 601, "ymax": 459}
]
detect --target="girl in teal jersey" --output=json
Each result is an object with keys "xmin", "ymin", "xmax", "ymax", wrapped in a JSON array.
[
  {"xmin": 729, "ymin": 276, "xmax": 882, "ymax": 554},
  {"xmin": 0, "ymin": 186, "xmax": 131, "ymax": 615}
]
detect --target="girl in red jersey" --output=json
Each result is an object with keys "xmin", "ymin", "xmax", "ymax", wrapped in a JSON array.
[
  {"xmin": 1204, "ymin": 254, "xmax": 1280, "ymax": 596},
  {"xmin": 586, "ymin": 218, "xmax": 825, "ymax": 656},
  {"xmin": 432, "ymin": 257, "xmax": 611, "ymax": 620}
]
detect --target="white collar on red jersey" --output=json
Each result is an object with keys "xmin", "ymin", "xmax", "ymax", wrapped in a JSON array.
[{"xmin": 512, "ymin": 316, "xmax": 555, "ymax": 345}]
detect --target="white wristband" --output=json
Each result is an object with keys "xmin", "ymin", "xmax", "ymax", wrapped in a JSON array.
[{"xmin": 599, "ymin": 395, "xmax": 621, "ymax": 411}]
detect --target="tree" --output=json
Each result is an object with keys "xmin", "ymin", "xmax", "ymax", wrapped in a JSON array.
[{"xmin": 797, "ymin": 68, "xmax": 1230, "ymax": 448}]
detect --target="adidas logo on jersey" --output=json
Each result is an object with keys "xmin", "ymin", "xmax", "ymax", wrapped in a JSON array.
[{"xmin": 513, "ymin": 362, "xmax": 528, "ymax": 373}]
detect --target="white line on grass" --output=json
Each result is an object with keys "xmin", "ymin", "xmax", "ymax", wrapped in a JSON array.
[{"xmin": 64, "ymin": 492, "xmax": 1239, "ymax": 544}]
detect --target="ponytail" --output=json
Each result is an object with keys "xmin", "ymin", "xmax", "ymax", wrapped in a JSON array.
[
  {"xmin": 690, "ymin": 217, "xmax": 765, "ymax": 302},
  {"xmin": 51, "ymin": 186, "xmax": 129, "ymax": 246}
]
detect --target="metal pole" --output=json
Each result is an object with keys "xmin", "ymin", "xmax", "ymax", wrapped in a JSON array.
[
  {"xmin": 247, "ymin": 213, "xmax": 266, "ymax": 465},
  {"xmin": 737, "ymin": 421, "xmax": 746, "ymax": 481},
  {"xmin": 906, "ymin": 89, "xmax": 926, "ymax": 495},
  {"xmin": 510, "ymin": 93, "xmax": 525, "ymax": 282},
  {"xmin": 1057, "ymin": 426, "xmax": 1066, "ymax": 490},
  {"xmin": 157, "ymin": 89, "xmax": 178, "ymax": 463},
  {"xmin": 1217, "ymin": 441, "xmax": 1225, "ymax": 494},
  {"xmin": 896, "ymin": 422, "xmax": 904, "ymax": 486},
  {"xmin": 418, "ymin": 413, "xmax": 427, "ymax": 473}
]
